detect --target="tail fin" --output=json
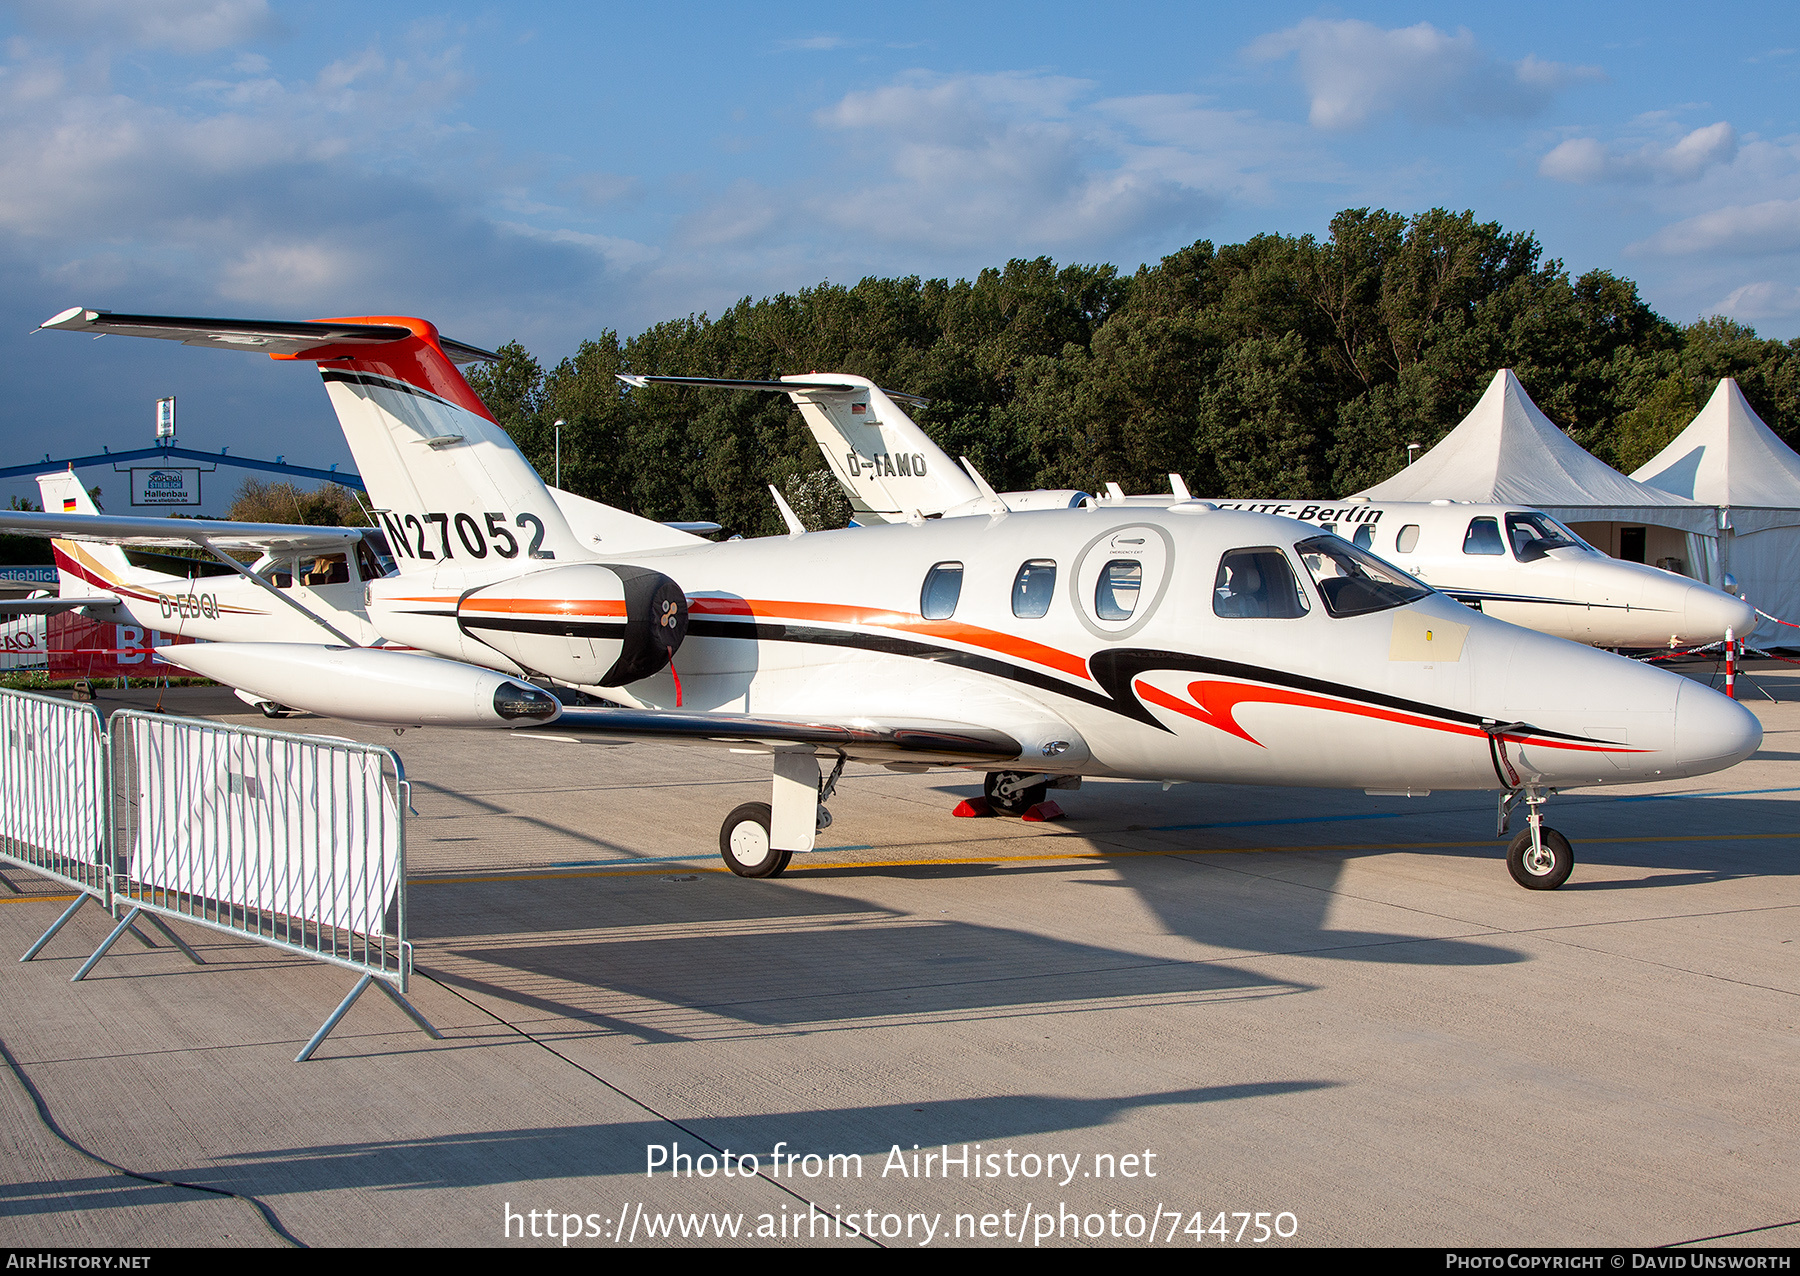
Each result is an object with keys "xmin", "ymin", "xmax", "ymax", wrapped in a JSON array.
[
  {"xmin": 615, "ymin": 372, "xmax": 979, "ymax": 522},
  {"xmin": 38, "ymin": 308, "xmax": 588, "ymax": 574},
  {"xmin": 779, "ymin": 375, "xmax": 978, "ymax": 522},
  {"xmin": 294, "ymin": 317, "xmax": 588, "ymax": 572},
  {"xmin": 35, "ymin": 471, "xmax": 131, "ymax": 595}
]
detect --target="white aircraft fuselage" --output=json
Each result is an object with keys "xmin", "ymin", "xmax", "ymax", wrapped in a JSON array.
[{"xmin": 368, "ymin": 504, "xmax": 1754, "ymax": 796}]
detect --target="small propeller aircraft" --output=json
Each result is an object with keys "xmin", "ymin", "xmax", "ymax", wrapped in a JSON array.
[
  {"xmin": 20, "ymin": 307, "xmax": 1763, "ymax": 891},
  {"xmin": 620, "ymin": 373, "xmax": 1754, "ymax": 649}
]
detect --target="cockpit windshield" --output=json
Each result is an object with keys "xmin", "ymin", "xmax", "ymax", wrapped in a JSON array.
[
  {"xmin": 1505, "ymin": 512, "xmax": 1590, "ymax": 560},
  {"xmin": 1295, "ymin": 536, "xmax": 1433, "ymax": 618}
]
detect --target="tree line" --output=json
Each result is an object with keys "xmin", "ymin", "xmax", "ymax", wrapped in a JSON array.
[{"xmin": 468, "ymin": 208, "xmax": 1800, "ymax": 540}]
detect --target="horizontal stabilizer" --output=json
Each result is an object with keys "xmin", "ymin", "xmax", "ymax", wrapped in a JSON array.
[
  {"xmin": 616, "ymin": 373, "xmax": 931, "ymax": 407},
  {"xmin": 0, "ymin": 593, "xmax": 120, "ymax": 616},
  {"xmin": 39, "ymin": 308, "xmax": 498, "ymax": 365}
]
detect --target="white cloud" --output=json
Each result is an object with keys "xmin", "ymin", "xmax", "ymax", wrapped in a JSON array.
[
  {"xmin": 1714, "ymin": 281, "xmax": 1800, "ymax": 320},
  {"xmin": 778, "ymin": 34, "xmax": 860, "ymax": 52},
  {"xmin": 0, "ymin": 34, "xmax": 615, "ymax": 330},
  {"xmin": 1246, "ymin": 19, "xmax": 1602, "ymax": 131},
  {"xmin": 1540, "ymin": 121, "xmax": 1738, "ymax": 184},
  {"xmin": 1, "ymin": 0, "xmax": 278, "ymax": 53},
  {"xmin": 803, "ymin": 72, "xmax": 1245, "ymax": 254},
  {"xmin": 1633, "ymin": 199, "xmax": 1800, "ymax": 257}
]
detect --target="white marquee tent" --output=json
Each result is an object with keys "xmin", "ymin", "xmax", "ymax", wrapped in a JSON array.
[
  {"xmin": 1632, "ymin": 378, "xmax": 1800, "ymax": 646},
  {"xmin": 1357, "ymin": 368, "xmax": 1712, "ymax": 533}
]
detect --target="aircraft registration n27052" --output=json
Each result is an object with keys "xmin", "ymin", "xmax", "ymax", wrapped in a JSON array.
[{"xmin": 28, "ymin": 306, "xmax": 1764, "ymax": 891}]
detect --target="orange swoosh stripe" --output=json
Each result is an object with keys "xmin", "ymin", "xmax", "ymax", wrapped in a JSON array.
[
  {"xmin": 1137, "ymin": 678, "xmax": 1645, "ymax": 755},
  {"xmin": 460, "ymin": 597, "xmax": 626, "ymax": 617},
  {"xmin": 689, "ymin": 596, "xmax": 1091, "ymax": 680}
]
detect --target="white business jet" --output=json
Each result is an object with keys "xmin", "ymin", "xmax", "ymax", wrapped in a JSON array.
[
  {"xmin": 34, "ymin": 308, "xmax": 1762, "ymax": 891},
  {"xmin": 621, "ymin": 373, "xmax": 1752, "ymax": 648}
]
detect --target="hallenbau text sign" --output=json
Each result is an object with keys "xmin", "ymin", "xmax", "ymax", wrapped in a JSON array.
[{"xmin": 131, "ymin": 467, "xmax": 202, "ymax": 507}]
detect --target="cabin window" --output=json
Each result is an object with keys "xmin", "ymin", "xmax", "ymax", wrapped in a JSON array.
[
  {"xmin": 1352, "ymin": 525, "xmax": 1374, "ymax": 550},
  {"xmin": 258, "ymin": 557, "xmax": 297, "ymax": 590},
  {"xmin": 1213, "ymin": 548, "xmax": 1309, "ymax": 619},
  {"xmin": 1011, "ymin": 560, "xmax": 1057, "ymax": 618},
  {"xmin": 920, "ymin": 562, "xmax": 964, "ymax": 619},
  {"xmin": 1395, "ymin": 524, "xmax": 1420, "ymax": 554},
  {"xmin": 1094, "ymin": 560, "xmax": 1142, "ymax": 620},
  {"xmin": 1296, "ymin": 536, "xmax": 1433, "ymax": 618},
  {"xmin": 1463, "ymin": 517, "xmax": 1506, "ymax": 555},
  {"xmin": 301, "ymin": 554, "xmax": 351, "ymax": 586}
]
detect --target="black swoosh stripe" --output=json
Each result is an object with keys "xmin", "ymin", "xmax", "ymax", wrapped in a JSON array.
[
  {"xmin": 1444, "ymin": 588, "xmax": 1660, "ymax": 613},
  {"xmin": 684, "ymin": 617, "xmax": 1613, "ymax": 747},
  {"xmin": 320, "ymin": 368, "xmax": 460, "ymax": 411}
]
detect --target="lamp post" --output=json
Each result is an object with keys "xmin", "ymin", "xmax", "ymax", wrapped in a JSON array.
[
  {"xmin": 1406, "ymin": 442, "xmax": 1421, "ymax": 466},
  {"xmin": 553, "ymin": 419, "xmax": 565, "ymax": 488}
]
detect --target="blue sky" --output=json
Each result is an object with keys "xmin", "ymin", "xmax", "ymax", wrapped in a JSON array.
[{"xmin": 1, "ymin": 0, "xmax": 1795, "ymax": 511}]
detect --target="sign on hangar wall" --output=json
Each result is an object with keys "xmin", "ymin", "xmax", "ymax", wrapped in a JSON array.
[{"xmin": 130, "ymin": 467, "xmax": 203, "ymax": 506}]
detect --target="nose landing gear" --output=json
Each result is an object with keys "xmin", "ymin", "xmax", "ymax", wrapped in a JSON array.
[{"xmin": 1488, "ymin": 721, "xmax": 1575, "ymax": 891}]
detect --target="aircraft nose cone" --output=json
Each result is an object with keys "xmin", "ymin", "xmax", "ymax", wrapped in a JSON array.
[
  {"xmin": 1672, "ymin": 680, "xmax": 1761, "ymax": 772},
  {"xmin": 1684, "ymin": 583, "xmax": 1756, "ymax": 644}
]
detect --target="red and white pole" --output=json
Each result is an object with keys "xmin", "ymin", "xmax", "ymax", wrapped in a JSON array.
[{"xmin": 1724, "ymin": 626, "xmax": 1736, "ymax": 699}]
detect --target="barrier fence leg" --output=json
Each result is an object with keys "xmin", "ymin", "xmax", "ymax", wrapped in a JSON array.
[
  {"xmin": 374, "ymin": 978, "xmax": 443, "ymax": 1040},
  {"xmin": 21, "ymin": 894, "xmax": 91, "ymax": 962},
  {"xmin": 140, "ymin": 913, "xmax": 206, "ymax": 965},
  {"xmin": 296, "ymin": 973, "xmax": 444, "ymax": 1062},
  {"xmin": 297, "ymin": 973, "xmax": 374, "ymax": 1063},
  {"xmin": 72, "ymin": 907, "xmax": 142, "ymax": 982}
]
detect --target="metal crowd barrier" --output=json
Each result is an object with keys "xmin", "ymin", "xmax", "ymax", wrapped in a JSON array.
[
  {"xmin": 1, "ymin": 687, "xmax": 113, "ymax": 958},
  {"xmin": 1, "ymin": 687, "xmax": 437, "ymax": 1061}
]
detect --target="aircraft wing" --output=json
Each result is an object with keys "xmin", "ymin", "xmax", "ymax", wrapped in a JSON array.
[
  {"xmin": 38, "ymin": 307, "xmax": 498, "ymax": 365},
  {"xmin": 0, "ymin": 509, "xmax": 364, "ymax": 554},
  {"xmin": 548, "ymin": 705, "xmax": 1021, "ymax": 765}
]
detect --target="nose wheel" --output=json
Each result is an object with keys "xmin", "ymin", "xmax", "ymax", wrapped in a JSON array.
[
  {"xmin": 1492, "ymin": 756, "xmax": 1576, "ymax": 890},
  {"xmin": 1507, "ymin": 827, "xmax": 1573, "ymax": 890}
]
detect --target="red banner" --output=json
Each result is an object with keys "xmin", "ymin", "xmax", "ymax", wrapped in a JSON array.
[{"xmin": 48, "ymin": 613, "xmax": 199, "ymax": 679}]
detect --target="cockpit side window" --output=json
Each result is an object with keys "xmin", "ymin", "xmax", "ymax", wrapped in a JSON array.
[
  {"xmin": 1463, "ymin": 517, "xmax": 1505, "ymax": 555},
  {"xmin": 1296, "ymin": 536, "xmax": 1433, "ymax": 618},
  {"xmin": 1505, "ymin": 511, "xmax": 1586, "ymax": 559},
  {"xmin": 1011, "ymin": 560, "xmax": 1056, "ymax": 618},
  {"xmin": 921, "ymin": 562, "xmax": 964, "ymax": 620},
  {"xmin": 1213, "ymin": 548, "xmax": 1309, "ymax": 619}
]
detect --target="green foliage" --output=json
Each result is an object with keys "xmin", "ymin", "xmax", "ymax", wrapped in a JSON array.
[
  {"xmin": 225, "ymin": 478, "xmax": 371, "ymax": 527},
  {"xmin": 0, "ymin": 494, "xmax": 52, "ymax": 565},
  {"xmin": 463, "ymin": 210, "xmax": 1800, "ymax": 521}
]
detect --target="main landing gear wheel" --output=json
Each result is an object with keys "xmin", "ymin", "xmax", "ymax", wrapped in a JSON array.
[
  {"xmin": 259, "ymin": 702, "xmax": 292, "ymax": 719},
  {"xmin": 1507, "ymin": 827, "xmax": 1573, "ymax": 891},
  {"xmin": 720, "ymin": 802, "xmax": 792, "ymax": 879},
  {"xmin": 984, "ymin": 771, "xmax": 1048, "ymax": 817}
]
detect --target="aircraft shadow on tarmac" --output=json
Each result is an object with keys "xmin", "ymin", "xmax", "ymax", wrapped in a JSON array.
[
  {"xmin": 0, "ymin": 1085, "xmax": 1339, "ymax": 1205},
  {"xmin": 408, "ymin": 779, "xmax": 1799, "ymax": 1046},
  {"xmin": 426, "ymin": 864, "xmax": 1523, "ymax": 1046}
]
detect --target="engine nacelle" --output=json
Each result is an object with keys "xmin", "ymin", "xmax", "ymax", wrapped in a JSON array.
[
  {"xmin": 454, "ymin": 563, "xmax": 687, "ymax": 686},
  {"xmin": 157, "ymin": 643, "xmax": 562, "ymax": 728}
]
